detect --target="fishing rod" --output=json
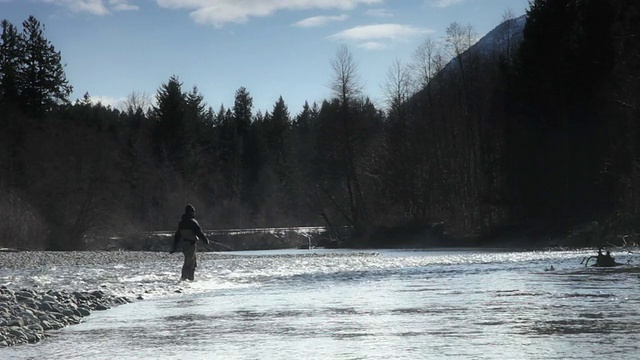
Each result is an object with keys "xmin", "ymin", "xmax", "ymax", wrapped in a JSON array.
[{"xmin": 207, "ymin": 240, "xmax": 234, "ymax": 251}]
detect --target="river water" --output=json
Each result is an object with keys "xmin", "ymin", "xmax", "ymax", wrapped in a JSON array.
[{"xmin": 3, "ymin": 248, "xmax": 640, "ymax": 359}]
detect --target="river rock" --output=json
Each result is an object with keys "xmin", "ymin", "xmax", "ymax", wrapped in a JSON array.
[{"xmin": 0, "ymin": 287, "xmax": 130, "ymax": 347}]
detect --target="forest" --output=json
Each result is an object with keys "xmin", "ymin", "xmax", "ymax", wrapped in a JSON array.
[{"xmin": 1, "ymin": 0, "xmax": 639, "ymax": 250}]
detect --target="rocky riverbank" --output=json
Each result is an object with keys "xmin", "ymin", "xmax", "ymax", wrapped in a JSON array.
[
  {"xmin": 0, "ymin": 250, "xmax": 177, "ymax": 270},
  {"xmin": 0, "ymin": 250, "xmax": 186, "ymax": 348},
  {"xmin": 0, "ymin": 287, "xmax": 130, "ymax": 347}
]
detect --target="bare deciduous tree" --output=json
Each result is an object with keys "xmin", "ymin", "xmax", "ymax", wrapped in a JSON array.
[
  {"xmin": 412, "ymin": 38, "xmax": 442, "ymax": 90},
  {"xmin": 122, "ymin": 91, "xmax": 152, "ymax": 114},
  {"xmin": 499, "ymin": 8, "xmax": 518, "ymax": 62},
  {"xmin": 382, "ymin": 58, "xmax": 413, "ymax": 112},
  {"xmin": 444, "ymin": 22, "xmax": 477, "ymax": 61},
  {"xmin": 329, "ymin": 45, "xmax": 362, "ymax": 105},
  {"xmin": 324, "ymin": 46, "xmax": 371, "ymax": 236}
]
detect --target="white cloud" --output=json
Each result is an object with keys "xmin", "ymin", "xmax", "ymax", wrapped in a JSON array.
[
  {"xmin": 330, "ymin": 23, "xmax": 431, "ymax": 41},
  {"xmin": 109, "ymin": 0, "xmax": 139, "ymax": 11},
  {"xmin": 366, "ymin": 8, "xmax": 393, "ymax": 17},
  {"xmin": 154, "ymin": 0, "xmax": 383, "ymax": 27},
  {"xmin": 426, "ymin": 0, "xmax": 466, "ymax": 8},
  {"xmin": 293, "ymin": 14, "xmax": 348, "ymax": 28},
  {"xmin": 43, "ymin": 0, "xmax": 109, "ymax": 15},
  {"xmin": 359, "ymin": 41, "xmax": 387, "ymax": 50},
  {"xmin": 80, "ymin": 95, "xmax": 127, "ymax": 109},
  {"xmin": 329, "ymin": 23, "xmax": 433, "ymax": 50},
  {"xmin": 42, "ymin": 0, "xmax": 139, "ymax": 15}
]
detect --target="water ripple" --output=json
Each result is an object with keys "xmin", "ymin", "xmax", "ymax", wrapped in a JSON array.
[{"xmin": 2, "ymin": 248, "xmax": 640, "ymax": 360}]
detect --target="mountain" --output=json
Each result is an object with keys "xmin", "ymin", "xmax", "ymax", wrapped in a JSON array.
[
  {"xmin": 471, "ymin": 15, "xmax": 527, "ymax": 58},
  {"xmin": 407, "ymin": 15, "xmax": 527, "ymax": 105}
]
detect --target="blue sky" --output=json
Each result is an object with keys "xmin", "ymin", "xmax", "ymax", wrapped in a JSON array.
[{"xmin": 0, "ymin": 0, "xmax": 530, "ymax": 114}]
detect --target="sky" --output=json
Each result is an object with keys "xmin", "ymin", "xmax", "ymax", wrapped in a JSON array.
[{"xmin": 0, "ymin": 0, "xmax": 531, "ymax": 115}]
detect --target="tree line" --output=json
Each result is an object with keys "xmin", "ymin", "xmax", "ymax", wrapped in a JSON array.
[{"xmin": 1, "ymin": 0, "xmax": 639, "ymax": 250}]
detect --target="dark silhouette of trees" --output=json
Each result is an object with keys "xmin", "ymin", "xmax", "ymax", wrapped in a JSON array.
[
  {"xmin": 18, "ymin": 16, "xmax": 72, "ymax": 115},
  {"xmin": 228, "ymin": 86, "xmax": 253, "ymax": 201},
  {"xmin": 508, "ymin": 0, "xmax": 616, "ymax": 227},
  {"xmin": 306, "ymin": 46, "xmax": 387, "ymax": 241},
  {"xmin": 1, "ymin": 16, "xmax": 72, "ymax": 187},
  {"xmin": 1, "ymin": 6, "xmax": 639, "ymax": 249},
  {"xmin": 0, "ymin": 20, "xmax": 21, "ymax": 106},
  {"xmin": 593, "ymin": 0, "xmax": 640, "ymax": 235}
]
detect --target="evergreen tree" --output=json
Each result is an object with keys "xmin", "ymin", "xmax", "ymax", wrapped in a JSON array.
[
  {"xmin": 264, "ymin": 96, "xmax": 290, "ymax": 172},
  {"xmin": 0, "ymin": 20, "xmax": 21, "ymax": 107},
  {"xmin": 233, "ymin": 86, "xmax": 253, "ymax": 136},
  {"xmin": 221, "ymin": 87, "xmax": 253, "ymax": 200},
  {"xmin": 19, "ymin": 16, "xmax": 72, "ymax": 115},
  {"xmin": 120, "ymin": 94, "xmax": 157, "ymax": 225},
  {"xmin": 511, "ymin": 0, "xmax": 616, "ymax": 224},
  {"xmin": 260, "ymin": 96, "xmax": 294, "ymax": 220},
  {"xmin": 289, "ymin": 101, "xmax": 319, "ymax": 221},
  {"xmin": 0, "ymin": 20, "xmax": 25, "ymax": 184},
  {"xmin": 152, "ymin": 75, "xmax": 186, "ymax": 164}
]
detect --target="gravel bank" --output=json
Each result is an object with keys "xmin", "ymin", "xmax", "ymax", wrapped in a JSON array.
[
  {"xmin": 0, "ymin": 250, "xmax": 380, "ymax": 347},
  {"xmin": 0, "ymin": 250, "xmax": 183, "ymax": 270},
  {"xmin": 0, "ymin": 287, "xmax": 130, "ymax": 347},
  {"xmin": 0, "ymin": 250, "xmax": 207, "ymax": 347}
]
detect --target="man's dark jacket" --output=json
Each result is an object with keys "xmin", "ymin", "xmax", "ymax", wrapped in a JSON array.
[{"xmin": 173, "ymin": 213, "xmax": 208, "ymax": 249}]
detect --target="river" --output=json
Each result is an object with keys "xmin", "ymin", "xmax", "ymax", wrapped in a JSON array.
[{"xmin": 3, "ymin": 248, "xmax": 640, "ymax": 359}]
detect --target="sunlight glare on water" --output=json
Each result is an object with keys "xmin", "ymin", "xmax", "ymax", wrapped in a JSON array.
[{"xmin": 3, "ymin": 248, "xmax": 640, "ymax": 359}]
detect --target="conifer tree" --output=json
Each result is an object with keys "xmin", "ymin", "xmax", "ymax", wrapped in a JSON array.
[
  {"xmin": 224, "ymin": 87, "xmax": 253, "ymax": 199},
  {"xmin": 264, "ymin": 96, "xmax": 290, "ymax": 166},
  {"xmin": 19, "ymin": 16, "xmax": 72, "ymax": 114},
  {"xmin": 0, "ymin": 20, "xmax": 21, "ymax": 106},
  {"xmin": 152, "ymin": 75, "xmax": 186, "ymax": 164}
]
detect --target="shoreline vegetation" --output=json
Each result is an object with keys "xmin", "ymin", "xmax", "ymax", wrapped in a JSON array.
[
  {"xmin": 2, "ymin": 2, "xmax": 640, "ymax": 347},
  {"xmin": 4, "ymin": 217, "xmax": 638, "ymax": 253},
  {"xmin": 2, "ymin": 2, "xmax": 640, "ymax": 254}
]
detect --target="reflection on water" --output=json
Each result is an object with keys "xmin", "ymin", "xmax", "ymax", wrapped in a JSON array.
[{"xmin": 3, "ymin": 248, "xmax": 640, "ymax": 359}]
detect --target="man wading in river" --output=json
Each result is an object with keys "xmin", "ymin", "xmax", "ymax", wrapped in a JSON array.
[{"xmin": 171, "ymin": 204, "xmax": 209, "ymax": 281}]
